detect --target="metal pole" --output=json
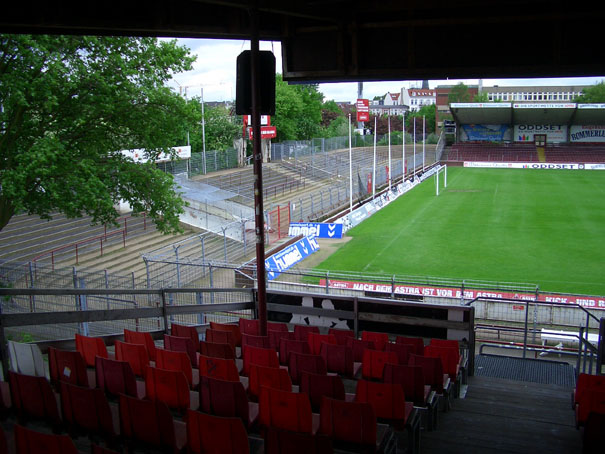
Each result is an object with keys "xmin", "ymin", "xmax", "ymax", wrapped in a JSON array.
[
  {"xmin": 388, "ymin": 116, "xmax": 392, "ymax": 192},
  {"xmin": 349, "ymin": 114, "xmax": 353, "ymax": 213},
  {"xmin": 201, "ymin": 87, "xmax": 207, "ymax": 174},
  {"xmin": 372, "ymin": 117, "xmax": 377, "ymax": 199},
  {"xmin": 523, "ymin": 300, "xmax": 530, "ymax": 358},
  {"xmin": 413, "ymin": 120, "xmax": 416, "ymax": 177},
  {"xmin": 422, "ymin": 115, "xmax": 426, "ymax": 171},
  {"xmin": 250, "ymin": 11, "xmax": 268, "ymax": 337},
  {"xmin": 402, "ymin": 112, "xmax": 405, "ymax": 181}
]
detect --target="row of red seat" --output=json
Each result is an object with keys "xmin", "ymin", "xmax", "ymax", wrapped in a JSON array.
[{"xmin": 573, "ymin": 373, "xmax": 605, "ymax": 452}]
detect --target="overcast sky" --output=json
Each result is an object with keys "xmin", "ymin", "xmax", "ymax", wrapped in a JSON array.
[{"xmin": 165, "ymin": 38, "xmax": 605, "ymax": 103}]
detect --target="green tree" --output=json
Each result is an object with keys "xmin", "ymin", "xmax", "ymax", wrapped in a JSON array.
[
  {"xmin": 448, "ymin": 82, "xmax": 471, "ymax": 103},
  {"xmin": 184, "ymin": 100, "xmax": 239, "ymax": 152},
  {"xmin": 574, "ymin": 81, "xmax": 605, "ymax": 103},
  {"xmin": 405, "ymin": 104, "xmax": 436, "ymax": 134},
  {"xmin": 473, "ymin": 92, "xmax": 490, "ymax": 102},
  {"xmin": 0, "ymin": 35, "xmax": 196, "ymax": 233}
]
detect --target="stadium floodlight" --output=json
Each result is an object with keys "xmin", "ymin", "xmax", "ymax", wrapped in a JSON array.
[
  {"xmin": 435, "ymin": 164, "xmax": 448, "ymax": 196},
  {"xmin": 388, "ymin": 116, "xmax": 392, "ymax": 192},
  {"xmin": 372, "ymin": 117, "xmax": 377, "ymax": 198},
  {"xmin": 422, "ymin": 115, "xmax": 426, "ymax": 172},
  {"xmin": 348, "ymin": 114, "xmax": 353, "ymax": 213},
  {"xmin": 402, "ymin": 112, "xmax": 405, "ymax": 181}
]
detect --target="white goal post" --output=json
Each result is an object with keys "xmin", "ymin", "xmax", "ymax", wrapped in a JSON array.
[{"xmin": 436, "ymin": 164, "xmax": 447, "ymax": 196}]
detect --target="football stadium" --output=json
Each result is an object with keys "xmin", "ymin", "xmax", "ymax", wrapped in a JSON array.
[{"xmin": 1, "ymin": 2, "xmax": 605, "ymax": 454}]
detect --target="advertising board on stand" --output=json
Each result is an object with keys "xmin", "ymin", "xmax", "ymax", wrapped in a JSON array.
[
  {"xmin": 513, "ymin": 125, "xmax": 567, "ymax": 143},
  {"xmin": 463, "ymin": 162, "xmax": 598, "ymax": 170},
  {"xmin": 265, "ymin": 236, "xmax": 320, "ymax": 280},
  {"xmin": 288, "ymin": 223, "xmax": 343, "ymax": 239},
  {"xmin": 570, "ymin": 125, "xmax": 605, "ymax": 142}
]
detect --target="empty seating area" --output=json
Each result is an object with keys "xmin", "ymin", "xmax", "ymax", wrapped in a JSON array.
[
  {"xmin": 446, "ymin": 142, "xmax": 605, "ymax": 163},
  {"xmin": 0, "ymin": 320, "xmax": 471, "ymax": 453}
]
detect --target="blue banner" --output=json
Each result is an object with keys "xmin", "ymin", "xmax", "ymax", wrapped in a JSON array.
[
  {"xmin": 461, "ymin": 124, "xmax": 510, "ymax": 142},
  {"xmin": 265, "ymin": 236, "xmax": 320, "ymax": 280},
  {"xmin": 288, "ymin": 222, "xmax": 343, "ymax": 239}
]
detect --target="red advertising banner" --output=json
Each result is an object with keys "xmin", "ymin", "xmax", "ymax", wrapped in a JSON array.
[
  {"xmin": 318, "ymin": 279, "xmax": 605, "ymax": 310},
  {"xmin": 356, "ymin": 99, "xmax": 370, "ymax": 122},
  {"xmin": 248, "ymin": 126, "xmax": 277, "ymax": 139}
]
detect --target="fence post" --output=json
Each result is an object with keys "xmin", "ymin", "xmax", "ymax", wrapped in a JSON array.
[
  {"xmin": 222, "ymin": 228, "xmax": 228, "ymax": 262},
  {"xmin": 242, "ymin": 220, "xmax": 247, "ymax": 256},
  {"xmin": 196, "ymin": 291, "xmax": 204, "ymax": 325},
  {"xmin": 160, "ymin": 289, "xmax": 170, "ymax": 333},
  {"xmin": 391, "ymin": 275, "xmax": 395, "ymax": 299},
  {"xmin": 325, "ymin": 271, "xmax": 330, "ymax": 294},
  {"xmin": 214, "ymin": 151, "xmax": 217, "ymax": 171},
  {"xmin": 174, "ymin": 246, "xmax": 181, "ymax": 288},
  {"xmin": 523, "ymin": 299, "xmax": 530, "ymax": 359},
  {"xmin": 104, "ymin": 269, "xmax": 110, "ymax": 310},
  {"xmin": 201, "ymin": 236, "xmax": 206, "ymax": 272},
  {"xmin": 28, "ymin": 261, "xmax": 36, "ymax": 312},
  {"xmin": 209, "ymin": 264, "xmax": 215, "ymax": 305}
]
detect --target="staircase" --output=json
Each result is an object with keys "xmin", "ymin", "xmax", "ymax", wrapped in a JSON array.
[{"xmin": 537, "ymin": 146, "xmax": 546, "ymax": 162}]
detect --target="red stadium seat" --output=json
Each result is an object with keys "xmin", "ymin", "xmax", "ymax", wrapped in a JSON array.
[
  {"xmin": 75, "ymin": 333, "xmax": 108, "ymax": 367},
  {"xmin": 294, "ymin": 325, "xmax": 320, "ymax": 342},
  {"xmin": 319, "ymin": 342, "xmax": 356, "ymax": 377},
  {"xmin": 248, "ymin": 364, "xmax": 292, "ymax": 400},
  {"xmin": 14, "ymin": 424, "xmax": 78, "ymax": 454},
  {"xmin": 198, "ymin": 355, "xmax": 240, "ymax": 382},
  {"xmin": 198, "ymin": 375, "xmax": 258, "ymax": 428},
  {"xmin": 424, "ymin": 345, "xmax": 461, "ymax": 390},
  {"xmin": 200, "ymin": 340, "xmax": 236, "ymax": 359},
  {"xmin": 300, "ymin": 371, "xmax": 345, "ymax": 412},
  {"xmin": 60, "ymin": 381, "xmax": 115, "ymax": 440},
  {"xmin": 119, "ymin": 394, "xmax": 184, "ymax": 453},
  {"xmin": 279, "ymin": 338, "xmax": 310, "ymax": 365},
  {"xmin": 209, "ymin": 322, "xmax": 242, "ymax": 347},
  {"xmin": 328, "ymin": 328, "xmax": 355, "ymax": 346},
  {"xmin": 577, "ymin": 389, "xmax": 605, "ymax": 429},
  {"xmin": 242, "ymin": 333, "xmax": 270, "ymax": 351},
  {"xmin": 145, "ymin": 366, "xmax": 191, "ymax": 413},
  {"xmin": 575, "ymin": 374, "xmax": 605, "ymax": 426},
  {"xmin": 383, "ymin": 363, "xmax": 432, "ymax": 407},
  {"xmin": 361, "ymin": 331, "xmax": 389, "ymax": 351},
  {"xmin": 264, "ymin": 426, "xmax": 333, "ymax": 454},
  {"xmin": 395, "ymin": 336, "xmax": 424, "ymax": 356},
  {"xmin": 409, "ymin": 354, "xmax": 447, "ymax": 394},
  {"xmin": 205, "ymin": 328, "xmax": 237, "ymax": 351},
  {"xmin": 268, "ymin": 330, "xmax": 295, "ymax": 351},
  {"xmin": 361, "ymin": 349, "xmax": 398, "ymax": 381},
  {"xmin": 354, "ymin": 380, "xmax": 412, "ymax": 430},
  {"xmin": 171, "ymin": 323, "xmax": 200, "ymax": 351},
  {"xmin": 346, "ymin": 337, "xmax": 375, "ymax": 363},
  {"xmin": 385, "ymin": 342, "xmax": 414, "ymax": 366},
  {"xmin": 308, "ymin": 333, "xmax": 337, "ymax": 355},
  {"xmin": 95, "ymin": 356, "xmax": 141, "ymax": 398},
  {"xmin": 268, "ymin": 321, "xmax": 289, "ymax": 332},
  {"xmin": 48, "ymin": 347, "xmax": 89, "ymax": 389},
  {"xmin": 156, "ymin": 347, "xmax": 195, "ymax": 389},
  {"xmin": 430, "ymin": 338, "xmax": 460, "ymax": 352},
  {"xmin": 186, "ymin": 410, "xmax": 250, "ymax": 454},
  {"xmin": 164, "ymin": 334, "xmax": 196, "ymax": 366},
  {"xmin": 242, "ymin": 345, "xmax": 279, "ymax": 377},
  {"xmin": 9, "ymin": 371, "xmax": 61, "ymax": 428},
  {"xmin": 239, "ymin": 318, "xmax": 260, "ymax": 336},
  {"xmin": 124, "ymin": 329, "xmax": 157, "ymax": 361},
  {"xmin": 259, "ymin": 386, "xmax": 314, "ymax": 434},
  {"xmin": 288, "ymin": 351, "xmax": 327, "ymax": 385},
  {"xmin": 319, "ymin": 397, "xmax": 376, "ymax": 449},
  {"xmin": 114, "ymin": 340, "xmax": 150, "ymax": 377}
]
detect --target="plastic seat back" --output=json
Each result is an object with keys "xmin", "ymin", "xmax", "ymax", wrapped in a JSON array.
[
  {"xmin": 300, "ymin": 371, "xmax": 345, "ymax": 412},
  {"xmin": 361, "ymin": 349, "xmax": 398, "ymax": 380},
  {"xmin": 243, "ymin": 345, "xmax": 279, "ymax": 376},
  {"xmin": 60, "ymin": 381, "xmax": 114, "ymax": 439},
  {"xmin": 187, "ymin": 410, "xmax": 250, "ymax": 454},
  {"xmin": 575, "ymin": 373, "xmax": 605, "ymax": 405},
  {"xmin": 424, "ymin": 345, "xmax": 459, "ymax": 380},
  {"xmin": 319, "ymin": 397, "xmax": 376, "ymax": 446},
  {"xmin": 288, "ymin": 351, "xmax": 327, "ymax": 385},
  {"xmin": 430, "ymin": 338, "xmax": 460, "ymax": 352},
  {"xmin": 114, "ymin": 340, "xmax": 150, "ymax": 377},
  {"xmin": 8, "ymin": 341, "xmax": 45, "ymax": 377},
  {"xmin": 119, "ymin": 393, "xmax": 177, "ymax": 452},
  {"xmin": 279, "ymin": 338, "xmax": 310, "ymax": 365},
  {"xmin": 48, "ymin": 347, "xmax": 88, "ymax": 388},
  {"xmin": 242, "ymin": 333, "xmax": 270, "ymax": 352},
  {"xmin": 409, "ymin": 354, "xmax": 444, "ymax": 393},
  {"xmin": 198, "ymin": 355, "xmax": 240, "ymax": 382},
  {"xmin": 200, "ymin": 340, "xmax": 236, "ymax": 359},
  {"xmin": 259, "ymin": 386, "xmax": 313, "ymax": 434},
  {"xmin": 354, "ymin": 380, "xmax": 407, "ymax": 421},
  {"xmin": 395, "ymin": 336, "xmax": 424, "ymax": 356},
  {"xmin": 577, "ymin": 388, "xmax": 605, "ymax": 426},
  {"xmin": 328, "ymin": 328, "xmax": 355, "ymax": 346},
  {"xmin": 75, "ymin": 334, "xmax": 108, "ymax": 367},
  {"xmin": 171, "ymin": 323, "xmax": 200, "ymax": 351},
  {"xmin": 198, "ymin": 375, "xmax": 250, "ymax": 424},
  {"xmin": 145, "ymin": 366, "xmax": 190, "ymax": 413},
  {"xmin": 268, "ymin": 330, "xmax": 295, "ymax": 351},
  {"xmin": 239, "ymin": 318, "xmax": 260, "ymax": 336},
  {"xmin": 361, "ymin": 331, "xmax": 389, "ymax": 351},
  {"xmin": 205, "ymin": 328, "xmax": 237, "ymax": 351},
  {"xmin": 95, "ymin": 356, "xmax": 138, "ymax": 398},
  {"xmin": 385, "ymin": 342, "xmax": 413, "ymax": 366},
  {"xmin": 164, "ymin": 334, "xmax": 196, "ymax": 365},
  {"xmin": 267, "ymin": 321, "xmax": 289, "ymax": 332},
  {"xmin": 249, "ymin": 364, "xmax": 292, "ymax": 399},
  {"xmin": 320, "ymin": 342, "xmax": 354, "ymax": 377},
  {"xmin": 264, "ymin": 426, "xmax": 334, "ymax": 454},
  {"xmin": 14, "ymin": 424, "xmax": 78, "ymax": 454},
  {"xmin": 382, "ymin": 363, "xmax": 427, "ymax": 405},
  {"xmin": 346, "ymin": 337, "xmax": 375, "ymax": 363},
  {"xmin": 308, "ymin": 333, "xmax": 337, "ymax": 355},
  {"xmin": 124, "ymin": 329, "xmax": 157, "ymax": 361},
  {"xmin": 294, "ymin": 325, "xmax": 320, "ymax": 342},
  {"xmin": 209, "ymin": 322, "xmax": 242, "ymax": 347},
  {"xmin": 156, "ymin": 347, "xmax": 193, "ymax": 387},
  {"xmin": 9, "ymin": 371, "xmax": 61, "ymax": 427}
]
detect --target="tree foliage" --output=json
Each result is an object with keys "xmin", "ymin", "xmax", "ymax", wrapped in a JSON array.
[
  {"xmin": 0, "ymin": 35, "xmax": 195, "ymax": 232},
  {"xmin": 181, "ymin": 100, "xmax": 239, "ymax": 152},
  {"xmin": 405, "ymin": 104, "xmax": 436, "ymax": 134},
  {"xmin": 574, "ymin": 81, "xmax": 605, "ymax": 103},
  {"xmin": 448, "ymin": 82, "xmax": 471, "ymax": 103},
  {"xmin": 473, "ymin": 92, "xmax": 490, "ymax": 102}
]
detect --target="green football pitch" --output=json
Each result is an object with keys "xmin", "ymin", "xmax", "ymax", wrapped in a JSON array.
[{"xmin": 316, "ymin": 167, "xmax": 605, "ymax": 296}]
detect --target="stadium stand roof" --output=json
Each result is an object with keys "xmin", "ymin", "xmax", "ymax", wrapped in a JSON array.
[
  {"xmin": 450, "ymin": 103, "xmax": 605, "ymax": 126},
  {"xmin": 1, "ymin": 1, "xmax": 605, "ymax": 82}
]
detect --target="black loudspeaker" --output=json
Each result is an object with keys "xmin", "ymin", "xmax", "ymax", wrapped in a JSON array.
[{"xmin": 236, "ymin": 50, "xmax": 276, "ymax": 115}]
